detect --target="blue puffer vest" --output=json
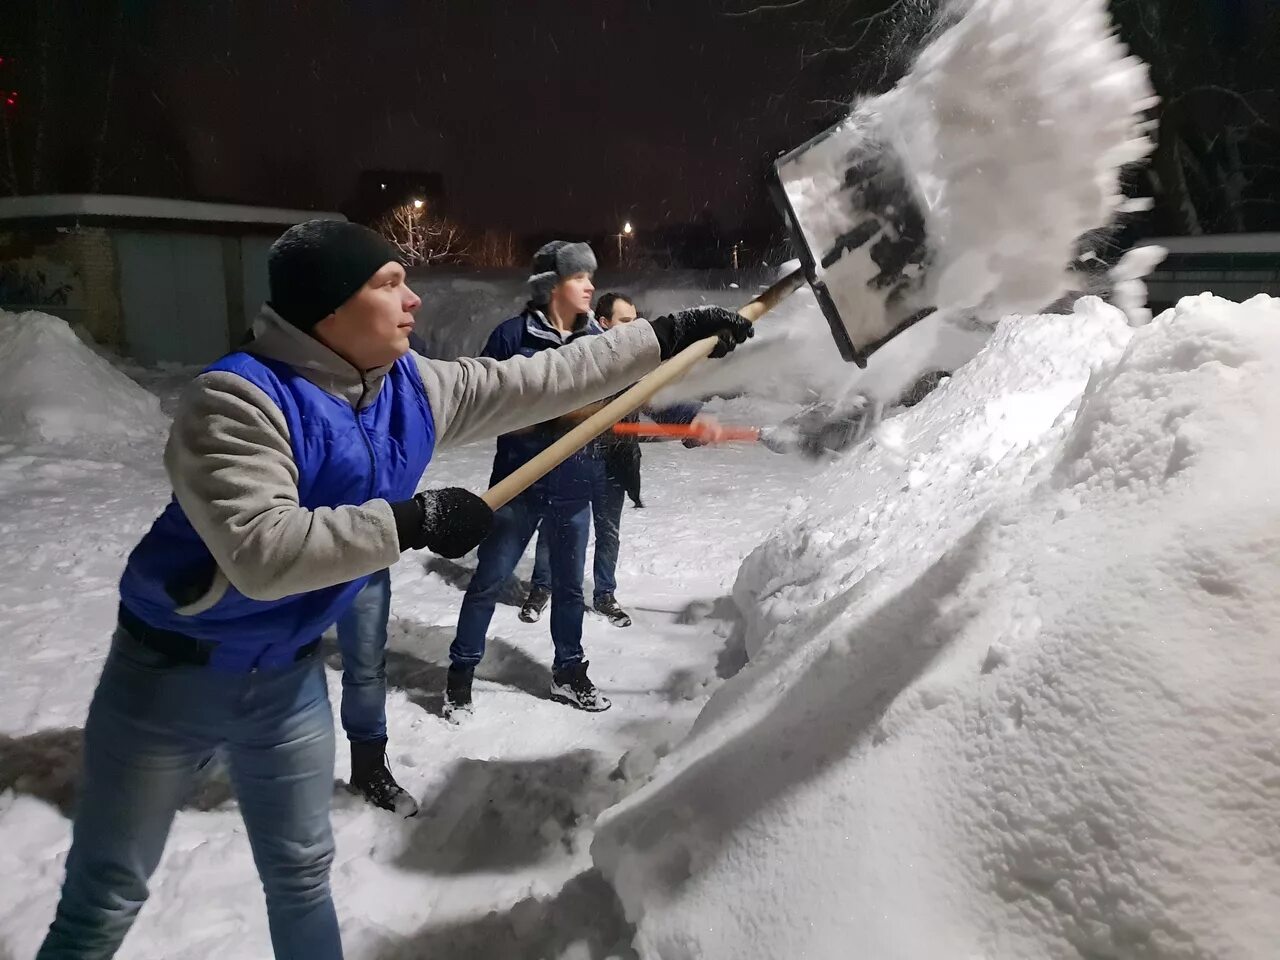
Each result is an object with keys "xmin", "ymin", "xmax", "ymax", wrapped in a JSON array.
[
  {"xmin": 483, "ymin": 308, "xmax": 604, "ymax": 504},
  {"xmin": 118, "ymin": 351, "xmax": 435, "ymax": 672}
]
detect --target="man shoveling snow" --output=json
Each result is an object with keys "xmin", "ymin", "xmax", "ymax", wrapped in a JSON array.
[{"xmin": 34, "ymin": 221, "xmax": 753, "ymax": 959}]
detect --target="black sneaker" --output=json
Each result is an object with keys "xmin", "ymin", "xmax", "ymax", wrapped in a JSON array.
[
  {"xmin": 594, "ymin": 594, "xmax": 632, "ymax": 628},
  {"xmin": 349, "ymin": 739, "xmax": 418, "ymax": 818},
  {"xmin": 550, "ymin": 660, "xmax": 612, "ymax": 712},
  {"xmin": 443, "ymin": 663, "xmax": 474, "ymax": 721},
  {"xmin": 519, "ymin": 586, "xmax": 551, "ymax": 623}
]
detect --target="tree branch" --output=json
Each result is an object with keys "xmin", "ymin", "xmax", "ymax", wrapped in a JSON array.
[
  {"xmin": 1168, "ymin": 85, "xmax": 1275, "ymax": 131},
  {"xmin": 92, "ymin": 0, "xmax": 127, "ymax": 192},
  {"xmin": 799, "ymin": 0, "xmax": 916, "ymax": 63},
  {"xmin": 723, "ymin": 0, "xmax": 808, "ymax": 16},
  {"xmin": 0, "ymin": 107, "xmax": 19, "ymax": 196}
]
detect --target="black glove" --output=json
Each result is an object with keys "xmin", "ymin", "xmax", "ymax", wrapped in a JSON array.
[
  {"xmin": 648, "ymin": 306, "xmax": 754, "ymax": 360},
  {"xmin": 390, "ymin": 488, "xmax": 493, "ymax": 558}
]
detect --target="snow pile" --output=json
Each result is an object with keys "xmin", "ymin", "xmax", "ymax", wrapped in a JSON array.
[
  {"xmin": 0, "ymin": 310, "xmax": 167, "ymax": 448},
  {"xmin": 593, "ymin": 293, "xmax": 1280, "ymax": 959},
  {"xmin": 781, "ymin": 0, "xmax": 1154, "ymax": 345}
]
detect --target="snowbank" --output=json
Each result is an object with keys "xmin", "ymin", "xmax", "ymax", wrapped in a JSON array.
[
  {"xmin": 592, "ymin": 293, "xmax": 1280, "ymax": 959},
  {"xmin": 0, "ymin": 310, "xmax": 167, "ymax": 449}
]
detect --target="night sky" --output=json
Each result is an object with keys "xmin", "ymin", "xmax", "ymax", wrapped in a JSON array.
[
  {"xmin": 7, "ymin": 1, "xmax": 1277, "ymax": 238},
  {"xmin": 9, "ymin": 0, "xmax": 899, "ymax": 235}
]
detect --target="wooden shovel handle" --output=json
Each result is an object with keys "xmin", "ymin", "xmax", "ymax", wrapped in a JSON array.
[{"xmin": 481, "ymin": 267, "xmax": 805, "ymax": 510}]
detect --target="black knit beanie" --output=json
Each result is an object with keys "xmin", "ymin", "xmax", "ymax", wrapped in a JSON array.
[{"xmin": 268, "ymin": 220, "xmax": 403, "ymax": 330}]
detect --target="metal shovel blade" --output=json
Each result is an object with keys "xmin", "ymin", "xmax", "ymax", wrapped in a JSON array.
[{"xmin": 771, "ymin": 110, "xmax": 937, "ymax": 368}]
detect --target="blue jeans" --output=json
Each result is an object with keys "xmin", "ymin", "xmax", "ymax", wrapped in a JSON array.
[
  {"xmin": 336, "ymin": 567, "xmax": 391, "ymax": 743},
  {"xmin": 38, "ymin": 627, "xmax": 341, "ymax": 960},
  {"xmin": 452, "ymin": 491, "xmax": 590, "ymax": 673},
  {"xmin": 532, "ymin": 468, "xmax": 626, "ymax": 603}
]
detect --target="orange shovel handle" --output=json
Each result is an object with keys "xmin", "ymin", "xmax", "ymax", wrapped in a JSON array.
[{"xmin": 611, "ymin": 422, "xmax": 761, "ymax": 443}]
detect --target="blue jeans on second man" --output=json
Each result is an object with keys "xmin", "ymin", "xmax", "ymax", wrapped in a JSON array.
[
  {"xmin": 532, "ymin": 468, "xmax": 626, "ymax": 604},
  {"xmin": 336, "ymin": 567, "xmax": 392, "ymax": 744},
  {"xmin": 452, "ymin": 490, "xmax": 590, "ymax": 673},
  {"xmin": 37, "ymin": 627, "xmax": 340, "ymax": 960}
]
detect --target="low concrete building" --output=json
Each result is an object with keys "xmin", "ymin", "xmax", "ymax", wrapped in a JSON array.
[
  {"xmin": 0, "ymin": 195, "xmax": 342, "ymax": 364},
  {"xmin": 1144, "ymin": 233, "xmax": 1280, "ymax": 312}
]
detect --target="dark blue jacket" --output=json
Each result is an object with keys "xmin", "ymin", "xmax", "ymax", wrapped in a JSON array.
[{"xmin": 483, "ymin": 307, "xmax": 605, "ymax": 504}]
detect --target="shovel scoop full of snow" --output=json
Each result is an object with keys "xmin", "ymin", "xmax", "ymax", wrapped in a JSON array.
[{"xmin": 770, "ymin": 0, "xmax": 1156, "ymax": 368}]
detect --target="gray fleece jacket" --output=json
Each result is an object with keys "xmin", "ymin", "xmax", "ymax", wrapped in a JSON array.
[{"xmin": 156, "ymin": 307, "xmax": 661, "ymax": 609}]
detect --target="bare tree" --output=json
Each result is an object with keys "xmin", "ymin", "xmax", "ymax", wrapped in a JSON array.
[
  {"xmin": 0, "ymin": 2, "xmax": 131, "ymax": 196},
  {"xmin": 1, "ymin": 105, "xmax": 19, "ymax": 196},
  {"xmin": 1101, "ymin": 0, "xmax": 1277, "ymax": 234},
  {"xmin": 374, "ymin": 202, "xmax": 472, "ymax": 266},
  {"xmin": 472, "ymin": 228, "xmax": 518, "ymax": 268},
  {"xmin": 28, "ymin": 3, "xmax": 51, "ymax": 193},
  {"xmin": 90, "ymin": 0, "xmax": 126, "ymax": 192}
]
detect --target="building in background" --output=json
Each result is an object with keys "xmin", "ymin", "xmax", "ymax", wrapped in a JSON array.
[
  {"xmin": 0, "ymin": 194, "xmax": 341, "ymax": 364},
  {"xmin": 1143, "ymin": 233, "xmax": 1280, "ymax": 312}
]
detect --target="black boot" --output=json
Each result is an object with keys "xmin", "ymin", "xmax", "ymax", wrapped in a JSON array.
[
  {"xmin": 443, "ymin": 663, "xmax": 474, "ymax": 720},
  {"xmin": 519, "ymin": 586, "xmax": 551, "ymax": 623},
  {"xmin": 594, "ymin": 593, "xmax": 632, "ymax": 628},
  {"xmin": 350, "ymin": 738, "xmax": 418, "ymax": 818},
  {"xmin": 550, "ymin": 660, "xmax": 612, "ymax": 712}
]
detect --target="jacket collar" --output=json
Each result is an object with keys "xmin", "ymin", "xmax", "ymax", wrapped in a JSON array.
[
  {"xmin": 244, "ymin": 306, "xmax": 394, "ymax": 410},
  {"xmin": 525, "ymin": 306, "xmax": 601, "ymax": 346}
]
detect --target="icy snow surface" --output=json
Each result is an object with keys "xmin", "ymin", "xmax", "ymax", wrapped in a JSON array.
[{"xmin": 592, "ymin": 293, "xmax": 1280, "ymax": 959}]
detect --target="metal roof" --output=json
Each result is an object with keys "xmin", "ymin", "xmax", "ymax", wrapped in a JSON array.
[{"xmin": 0, "ymin": 194, "xmax": 344, "ymax": 227}]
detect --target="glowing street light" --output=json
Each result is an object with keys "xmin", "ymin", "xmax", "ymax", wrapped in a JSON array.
[
  {"xmin": 412, "ymin": 198, "xmax": 425, "ymax": 210},
  {"xmin": 618, "ymin": 221, "xmax": 634, "ymax": 262}
]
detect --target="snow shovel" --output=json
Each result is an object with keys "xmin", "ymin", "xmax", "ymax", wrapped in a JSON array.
[
  {"xmin": 611, "ymin": 422, "xmax": 762, "ymax": 444},
  {"xmin": 480, "ymin": 115, "xmax": 937, "ymax": 510},
  {"xmin": 610, "ymin": 419, "xmax": 879, "ymax": 459},
  {"xmin": 768, "ymin": 114, "xmax": 937, "ymax": 367}
]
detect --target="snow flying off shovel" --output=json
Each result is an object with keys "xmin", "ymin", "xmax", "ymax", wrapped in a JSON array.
[{"xmin": 480, "ymin": 115, "xmax": 935, "ymax": 511}]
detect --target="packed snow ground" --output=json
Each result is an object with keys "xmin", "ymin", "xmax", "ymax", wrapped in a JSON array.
[
  {"xmin": 4, "ymin": 287, "xmax": 1279, "ymax": 959},
  {"xmin": 0, "ymin": 313, "xmax": 820, "ymax": 959},
  {"xmin": 594, "ymin": 293, "xmax": 1280, "ymax": 959}
]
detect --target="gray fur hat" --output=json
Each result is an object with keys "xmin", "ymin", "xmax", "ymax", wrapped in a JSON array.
[{"xmin": 527, "ymin": 240, "xmax": 597, "ymax": 306}]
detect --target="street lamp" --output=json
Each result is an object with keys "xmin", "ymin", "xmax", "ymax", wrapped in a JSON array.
[
  {"xmin": 618, "ymin": 221, "xmax": 634, "ymax": 263},
  {"xmin": 412, "ymin": 198, "xmax": 425, "ymax": 210}
]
